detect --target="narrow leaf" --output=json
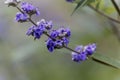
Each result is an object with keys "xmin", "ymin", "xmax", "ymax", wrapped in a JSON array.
[
  {"xmin": 71, "ymin": 0, "xmax": 87, "ymax": 15},
  {"xmin": 84, "ymin": 0, "xmax": 96, "ymax": 5},
  {"xmin": 91, "ymin": 53, "xmax": 120, "ymax": 69},
  {"xmin": 95, "ymin": 0, "xmax": 102, "ymax": 9}
]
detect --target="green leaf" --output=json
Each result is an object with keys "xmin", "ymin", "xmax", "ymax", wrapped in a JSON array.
[
  {"xmin": 84, "ymin": 0, "xmax": 96, "ymax": 5},
  {"xmin": 102, "ymin": 6, "xmax": 115, "ymax": 14},
  {"xmin": 71, "ymin": 0, "xmax": 87, "ymax": 15},
  {"xmin": 90, "ymin": 0, "xmax": 104, "ymax": 9},
  {"xmin": 91, "ymin": 53, "xmax": 120, "ymax": 69},
  {"xmin": 71, "ymin": 0, "xmax": 100, "ymax": 15},
  {"xmin": 95, "ymin": 0, "xmax": 102, "ymax": 9},
  {"xmin": 74, "ymin": 0, "xmax": 97, "ymax": 4}
]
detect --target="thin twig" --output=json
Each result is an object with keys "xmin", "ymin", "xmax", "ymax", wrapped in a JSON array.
[
  {"xmin": 88, "ymin": 4, "xmax": 120, "ymax": 24},
  {"xmin": 111, "ymin": 0, "xmax": 120, "ymax": 16},
  {"xmin": 16, "ymin": 6, "xmax": 24, "ymax": 14},
  {"xmin": 109, "ymin": 20, "xmax": 120, "ymax": 42},
  {"xmin": 28, "ymin": 18, "xmax": 37, "ymax": 26},
  {"xmin": 88, "ymin": 4, "xmax": 120, "ymax": 42},
  {"xmin": 16, "ymin": 6, "xmax": 38, "ymax": 26},
  {"xmin": 110, "ymin": 0, "xmax": 120, "ymax": 42},
  {"xmin": 63, "ymin": 45, "xmax": 80, "ymax": 54},
  {"xmin": 13, "ymin": 4, "xmax": 120, "ymax": 69}
]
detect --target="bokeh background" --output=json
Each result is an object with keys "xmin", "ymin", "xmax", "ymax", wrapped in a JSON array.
[{"xmin": 0, "ymin": 0, "xmax": 120, "ymax": 80}]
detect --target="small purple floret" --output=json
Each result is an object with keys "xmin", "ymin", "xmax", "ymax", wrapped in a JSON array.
[
  {"xmin": 26, "ymin": 19, "xmax": 53, "ymax": 39},
  {"xmin": 46, "ymin": 27, "xmax": 71, "ymax": 52},
  {"xmin": 72, "ymin": 44, "xmax": 96, "ymax": 62},
  {"xmin": 46, "ymin": 39, "xmax": 55, "ymax": 52},
  {"xmin": 15, "ymin": 12, "xmax": 28, "ymax": 22},
  {"xmin": 21, "ymin": 2, "xmax": 40, "ymax": 16},
  {"xmin": 84, "ymin": 43, "xmax": 96, "ymax": 55},
  {"xmin": 37, "ymin": 19, "xmax": 53, "ymax": 30},
  {"xmin": 26, "ymin": 25, "xmax": 45, "ymax": 39},
  {"xmin": 72, "ymin": 45, "xmax": 87, "ymax": 62}
]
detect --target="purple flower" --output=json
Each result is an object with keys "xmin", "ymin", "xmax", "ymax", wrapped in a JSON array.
[
  {"xmin": 62, "ymin": 37, "xmax": 69, "ymax": 46},
  {"xmin": 54, "ymin": 39, "xmax": 69, "ymax": 49},
  {"xmin": 46, "ymin": 39, "xmax": 55, "ymax": 52},
  {"xmin": 75, "ymin": 45, "xmax": 83, "ymax": 52},
  {"xmin": 26, "ymin": 24, "xmax": 46, "ymax": 39},
  {"xmin": 21, "ymin": 2, "xmax": 40, "ymax": 16},
  {"xmin": 54, "ymin": 40, "xmax": 63, "ymax": 49},
  {"xmin": 37, "ymin": 19, "xmax": 53, "ymax": 30},
  {"xmin": 57, "ymin": 28, "xmax": 71, "ymax": 38},
  {"xmin": 72, "ymin": 43, "xmax": 96, "ymax": 62},
  {"xmin": 72, "ymin": 45, "xmax": 87, "ymax": 62},
  {"xmin": 33, "ymin": 26, "xmax": 45, "ymax": 39},
  {"xmin": 50, "ymin": 30, "xmax": 59, "ymax": 39},
  {"xmin": 15, "ymin": 12, "xmax": 28, "ymax": 22},
  {"xmin": 72, "ymin": 52, "xmax": 87, "ymax": 62},
  {"xmin": 46, "ymin": 38, "xmax": 64, "ymax": 52},
  {"xmin": 84, "ymin": 43, "xmax": 96, "ymax": 55},
  {"xmin": 66, "ymin": 0, "xmax": 75, "ymax": 3},
  {"xmin": 72, "ymin": 49, "xmax": 87, "ymax": 62},
  {"xmin": 26, "ymin": 26, "xmax": 35, "ymax": 36},
  {"xmin": 26, "ymin": 19, "xmax": 53, "ymax": 39},
  {"xmin": 46, "ymin": 27, "xmax": 71, "ymax": 52},
  {"xmin": 72, "ymin": 53, "xmax": 81, "ymax": 62},
  {"xmin": 46, "ymin": 36, "xmax": 70, "ymax": 52}
]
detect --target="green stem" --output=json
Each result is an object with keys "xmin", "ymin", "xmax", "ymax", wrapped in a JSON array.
[
  {"xmin": 14, "ymin": 5, "xmax": 120, "ymax": 69},
  {"xmin": 111, "ymin": 0, "xmax": 120, "ymax": 16},
  {"xmin": 15, "ymin": 6, "xmax": 80, "ymax": 54},
  {"xmin": 28, "ymin": 18, "xmax": 37, "ymax": 26},
  {"xmin": 88, "ymin": 4, "xmax": 120, "ymax": 24},
  {"xmin": 91, "ymin": 56, "xmax": 118, "ymax": 69}
]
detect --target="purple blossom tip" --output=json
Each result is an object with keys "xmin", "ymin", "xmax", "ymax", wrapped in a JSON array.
[
  {"xmin": 46, "ymin": 39, "xmax": 55, "ymax": 52},
  {"xmin": 46, "ymin": 27, "xmax": 71, "ymax": 52},
  {"xmin": 72, "ymin": 43, "xmax": 96, "ymax": 62},
  {"xmin": 84, "ymin": 43, "xmax": 96, "ymax": 55},
  {"xmin": 72, "ymin": 45, "xmax": 87, "ymax": 62},
  {"xmin": 21, "ymin": 2, "xmax": 40, "ymax": 16},
  {"xmin": 26, "ymin": 24, "xmax": 45, "ymax": 39},
  {"xmin": 15, "ymin": 12, "xmax": 28, "ymax": 22},
  {"xmin": 37, "ymin": 19, "xmax": 53, "ymax": 30}
]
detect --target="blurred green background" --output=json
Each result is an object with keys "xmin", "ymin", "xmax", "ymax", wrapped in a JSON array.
[{"xmin": 0, "ymin": 0, "xmax": 120, "ymax": 80}]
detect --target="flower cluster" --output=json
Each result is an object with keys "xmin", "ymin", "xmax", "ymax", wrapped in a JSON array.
[
  {"xmin": 13, "ymin": 1, "xmax": 40, "ymax": 23},
  {"xmin": 5, "ymin": 0, "xmax": 96, "ymax": 63},
  {"xmin": 72, "ymin": 43, "xmax": 96, "ymax": 62},
  {"xmin": 21, "ymin": 2, "xmax": 40, "ymax": 16},
  {"xmin": 15, "ymin": 12, "xmax": 28, "ymax": 22},
  {"xmin": 46, "ymin": 28, "xmax": 71, "ymax": 52},
  {"xmin": 26, "ymin": 19, "xmax": 53, "ymax": 39}
]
